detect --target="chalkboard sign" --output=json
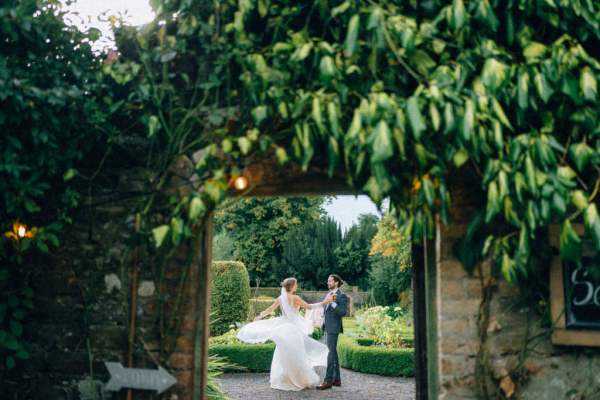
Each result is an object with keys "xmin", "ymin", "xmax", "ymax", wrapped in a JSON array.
[
  {"xmin": 563, "ymin": 250, "xmax": 600, "ymax": 330},
  {"xmin": 550, "ymin": 224, "xmax": 600, "ymax": 347}
]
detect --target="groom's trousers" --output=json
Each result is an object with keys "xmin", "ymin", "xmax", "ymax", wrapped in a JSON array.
[{"xmin": 325, "ymin": 333, "xmax": 340, "ymax": 382}]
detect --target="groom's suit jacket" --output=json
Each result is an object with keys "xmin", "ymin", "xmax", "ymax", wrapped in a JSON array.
[{"xmin": 322, "ymin": 289, "xmax": 348, "ymax": 334}]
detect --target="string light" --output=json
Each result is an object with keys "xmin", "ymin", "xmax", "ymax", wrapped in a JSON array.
[
  {"xmin": 17, "ymin": 224, "xmax": 26, "ymax": 238},
  {"xmin": 233, "ymin": 176, "xmax": 249, "ymax": 191}
]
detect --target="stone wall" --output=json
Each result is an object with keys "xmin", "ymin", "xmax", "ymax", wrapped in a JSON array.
[
  {"xmin": 435, "ymin": 204, "xmax": 600, "ymax": 399},
  {"xmin": 2, "ymin": 162, "xmax": 198, "ymax": 400}
]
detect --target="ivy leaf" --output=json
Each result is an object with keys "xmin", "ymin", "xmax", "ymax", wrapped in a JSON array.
[
  {"xmin": 580, "ymin": 67, "xmax": 597, "ymax": 101},
  {"xmin": 569, "ymin": 142, "xmax": 593, "ymax": 172},
  {"xmin": 344, "ymin": 15, "xmax": 360, "ymax": 57},
  {"xmin": 188, "ymin": 197, "xmax": 206, "ymax": 221},
  {"xmin": 370, "ymin": 120, "xmax": 393, "ymax": 162},
  {"xmin": 422, "ymin": 179, "xmax": 435, "ymax": 207},
  {"xmin": 327, "ymin": 136, "xmax": 340, "ymax": 177},
  {"xmin": 63, "ymin": 168, "xmax": 77, "ymax": 181},
  {"xmin": 584, "ymin": 204, "xmax": 600, "ymax": 249},
  {"xmin": 453, "ymin": 149, "xmax": 469, "ymax": 167},
  {"xmin": 560, "ymin": 220, "xmax": 581, "ymax": 262},
  {"xmin": 523, "ymin": 42, "xmax": 547, "ymax": 63},
  {"xmin": 534, "ymin": 71, "xmax": 553, "ymax": 103},
  {"xmin": 501, "ymin": 253, "xmax": 515, "ymax": 283},
  {"xmin": 451, "ymin": 0, "xmax": 466, "ymax": 31},
  {"xmin": 407, "ymin": 97, "xmax": 425, "ymax": 139},
  {"xmin": 152, "ymin": 225, "xmax": 169, "ymax": 248},
  {"xmin": 238, "ymin": 137, "xmax": 252, "ymax": 155},
  {"xmin": 148, "ymin": 115, "xmax": 159, "ymax": 138},
  {"xmin": 429, "ymin": 103, "xmax": 441, "ymax": 131},
  {"xmin": 251, "ymin": 106, "xmax": 268, "ymax": 126},
  {"xmin": 461, "ymin": 98, "xmax": 475, "ymax": 141},
  {"xmin": 275, "ymin": 147, "xmax": 289, "ymax": 165},
  {"xmin": 571, "ymin": 190, "xmax": 588, "ymax": 211},
  {"xmin": 481, "ymin": 58, "xmax": 508, "ymax": 90},
  {"xmin": 291, "ymin": 42, "xmax": 313, "ymax": 62},
  {"xmin": 517, "ymin": 70, "xmax": 529, "ymax": 109},
  {"xmin": 492, "ymin": 98, "xmax": 512, "ymax": 129},
  {"xmin": 475, "ymin": 0, "xmax": 498, "ymax": 32}
]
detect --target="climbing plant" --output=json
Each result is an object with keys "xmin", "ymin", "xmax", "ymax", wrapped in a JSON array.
[{"xmin": 132, "ymin": 0, "xmax": 600, "ymax": 287}]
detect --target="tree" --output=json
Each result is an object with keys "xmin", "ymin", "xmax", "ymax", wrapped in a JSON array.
[
  {"xmin": 335, "ymin": 213, "xmax": 379, "ymax": 288},
  {"xmin": 276, "ymin": 216, "xmax": 342, "ymax": 289},
  {"xmin": 369, "ymin": 214, "xmax": 412, "ymax": 305},
  {"xmin": 214, "ymin": 197, "xmax": 324, "ymax": 285}
]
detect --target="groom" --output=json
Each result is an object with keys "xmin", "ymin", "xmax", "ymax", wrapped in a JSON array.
[{"xmin": 317, "ymin": 274, "xmax": 348, "ymax": 390}]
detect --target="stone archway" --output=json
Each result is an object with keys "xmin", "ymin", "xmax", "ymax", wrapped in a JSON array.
[{"xmin": 180, "ymin": 161, "xmax": 438, "ymax": 400}]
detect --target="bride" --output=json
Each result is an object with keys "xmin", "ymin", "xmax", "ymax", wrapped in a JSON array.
[{"xmin": 237, "ymin": 277, "xmax": 332, "ymax": 391}]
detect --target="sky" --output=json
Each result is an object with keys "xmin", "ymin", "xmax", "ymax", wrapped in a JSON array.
[
  {"xmin": 62, "ymin": 0, "xmax": 155, "ymax": 49},
  {"xmin": 61, "ymin": 2, "xmax": 384, "ymax": 231},
  {"xmin": 324, "ymin": 196, "xmax": 386, "ymax": 233}
]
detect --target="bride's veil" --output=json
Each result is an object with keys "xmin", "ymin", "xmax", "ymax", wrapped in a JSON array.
[{"xmin": 280, "ymin": 287, "xmax": 314, "ymax": 335}]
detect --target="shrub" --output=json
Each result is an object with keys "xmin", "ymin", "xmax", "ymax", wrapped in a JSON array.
[
  {"xmin": 368, "ymin": 253, "xmax": 412, "ymax": 306},
  {"xmin": 248, "ymin": 296, "xmax": 276, "ymax": 319},
  {"xmin": 209, "ymin": 342, "xmax": 274, "ymax": 372},
  {"xmin": 355, "ymin": 306, "xmax": 413, "ymax": 348},
  {"xmin": 337, "ymin": 335, "xmax": 414, "ymax": 377},
  {"xmin": 210, "ymin": 261, "xmax": 251, "ymax": 335},
  {"xmin": 311, "ymin": 326, "xmax": 323, "ymax": 340},
  {"xmin": 209, "ymin": 330, "xmax": 274, "ymax": 372}
]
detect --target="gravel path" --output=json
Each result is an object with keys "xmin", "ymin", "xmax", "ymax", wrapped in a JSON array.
[{"xmin": 216, "ymin": 367, "xmax": 415, "ymax": 400}]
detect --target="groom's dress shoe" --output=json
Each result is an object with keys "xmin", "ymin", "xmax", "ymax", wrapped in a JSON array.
[
  {"xmin": 333, "ymin": 380, "xmax": 341, "ymax": 386},
  {"xmin": 316, "ymin": 382, "xmax": 333, "ymax": 390}
]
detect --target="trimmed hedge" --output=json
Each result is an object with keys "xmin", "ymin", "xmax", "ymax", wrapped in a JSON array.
[
  {"xmin": 208, "ymin": 342, "xmax": 274, "ymax": 372},
  {"xmin": 337, "ymin": 335, "xmax": 414, "ymax": 377},
  {"xmin": 210, "ymin": 261, "xmax": 251, "ymax": 335}
]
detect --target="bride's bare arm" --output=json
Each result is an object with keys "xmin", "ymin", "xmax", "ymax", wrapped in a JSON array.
[
  {"xmin": 294, "ymin": 295, "xmax": 323, "ymax": 310},
  {"xmin": 254, "ymin": 298, "xmax": 280, "ymax": 321}
]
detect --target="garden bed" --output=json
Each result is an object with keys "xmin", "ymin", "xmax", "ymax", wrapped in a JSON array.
[{"xmin": 337, "ymin": 335, "xmax": 414, "ymax": 377}]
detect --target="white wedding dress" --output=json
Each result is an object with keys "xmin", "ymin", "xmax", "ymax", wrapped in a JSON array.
[{"xmin": 237, "ymin": 289, "xmax": 328, "ymax": 391}]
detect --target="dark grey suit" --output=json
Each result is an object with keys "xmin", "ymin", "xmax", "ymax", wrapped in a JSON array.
[{"xmin": 322, "ymin": 289, "xmax": 348, "ymax": 383}]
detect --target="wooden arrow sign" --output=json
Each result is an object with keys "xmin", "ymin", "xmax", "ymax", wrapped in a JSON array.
[{"xmin": 104, "ymin": 362, "xmax": 177, "ymax": 394}]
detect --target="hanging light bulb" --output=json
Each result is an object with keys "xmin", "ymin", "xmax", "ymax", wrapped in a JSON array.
[
  {"xmin": 233, "ymin": 176, "xmax": 249, "ymax": 191},
  {"xmin": 17, "ymin": 224, "xmax": 26, "ymax": 238}
]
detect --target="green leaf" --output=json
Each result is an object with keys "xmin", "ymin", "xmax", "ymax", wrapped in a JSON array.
[
  {"xmin": 370, "ymin": 120, "xmax": 393, "ymax": 162},
  {"xmin": 312, "ymin": 97, "xmax": 324, "ymax": 133},
  {"xmin": 4, "ymin": 335, "xmax": 19, "ymax": 350},
  {"xmin": 569, "ymin": 142, "xmax": 594, "ymax": 172},
  {"xmin": 453, "ymin": 149, "xmax": 469, "ymax": 167},
  {"xmin": 517, "ymin": 70, "xmax": 529, "ymax": 109},
  {"xmin": 36, "ymin": 240, "xmax": 49, "ymax": 253},
  {"xmin": 429, "ymin": 103, "xmax": 441, "ymax": 131},
  {"xmin": 580, "ymin": 67, "xmax": 597, "ymax": 101},
  {"xmin": 476, "ymin": 0, "xmax": 499, "ymax": 31},
  {"xmin": 148, "ymin": 115, "xmax": 160, "ymax": 138},
  {"xmin": 501, "ymin": 253, "xmax": 515, "ymax": 283},
  {"xmin": 560, "ymin": 219, "xmax": 581, "ymax": 262},
  {"xmin": 291, "ymin": 42, "xmax": 313, "ymax": 62},
  {"xmin": 462, "ymin": 98, "xmax": 475, "ymax": 141},
  {"xmin": 451, "ymin": 0, "xmax": 466, "ymax": 31},
  {"xmin": 344, "ymin": 15, "xmax": 360, "ymax": 57},
  {"xmin": 319, "ymin": 56, "xmax": 336, "ymax": 79},
  {"xmin": 275, "ymin": 147, "xmax": 289, "ymax": 165},
  {"xmin": 584, "ymin": 204, "xmax": 600, "ymax": 249},
  {"xmin": 6, "ymin": 356, "xmax": 15, "ymax": 370},
  {"xmin": 481, "ymin": 58, "xmax": 508, "ymax": 90},
  {"xmin": 571, "ymin": 190, "xmax": 588, "ymax": 211},
  {"xmin": 407, "ymin": 97, "xmax": 426, "ymax": 139},
  {"xmin": 523, "ymin": 42, "xmax": 547, "ymax": 63},
  {"xmin": 492, "ymin": 98, "xmax": 512, "ymax": 129},
  {"xmin": 205, "ymin": 180, "xmax": 227, "ymax": 203},
  {"xmin": 238, "ymin": 137, "xmax": 251, "ymax": 155},
  {"xmin": 327, "ymin": 136, "xmax": 340, "ymax": 177},
  {"xmin": 422, "ymin": 179, "xmax": 435, "ymax": 207},
  {"xmin": 152, "ymin": 225, "xmax": 169, "ymax": 248},
  {"xmin": 251, "ymin": 106, "xmax": 268, "ymax": 125},
  {"xmin": 188, "ymin": 197, "xmax": 206, "ymax": 221},
  {"xmin": 63, "ymin": 168, "xmax": 77, "ymax": 181},
  {"xmin": 534, "ymin": 71, "xmax": 553, "ymax": 103}
]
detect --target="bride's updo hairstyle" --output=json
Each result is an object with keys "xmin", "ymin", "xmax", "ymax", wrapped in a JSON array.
[{"xmin": 281, "ymin": 277, "xmax": 297, "ymax": 292}]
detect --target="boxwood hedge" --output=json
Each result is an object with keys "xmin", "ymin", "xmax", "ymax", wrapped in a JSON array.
[
  {"xmin": 208, "ymin": 342, "xmax": 274, "ymax": 372},
  {"xmin": 337, "ymin": 335, "xmax": 414, "ymax": 377}
]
